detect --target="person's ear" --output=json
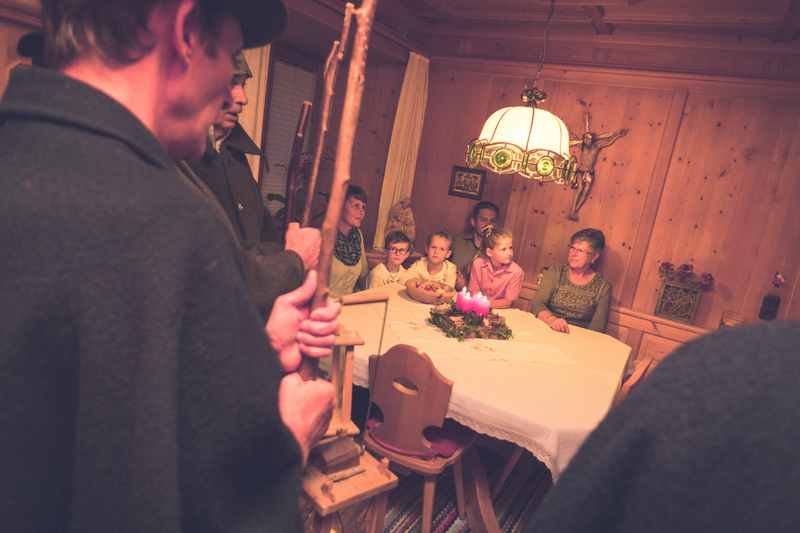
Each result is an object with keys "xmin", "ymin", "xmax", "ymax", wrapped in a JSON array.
[
  {"xmin": 446, "ymin": 248, "xmax": 452, "ymax": 259},
  {"xmin": 171, "ymin": 0, "xmax": 200, "ymax": 67}
]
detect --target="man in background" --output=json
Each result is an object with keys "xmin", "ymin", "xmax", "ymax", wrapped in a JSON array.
[
  {"xmin": 187, "ymin": 52, "xmax": 315, "ymax": 317},
  {"xmin": 451, "ymin": 200, "xmax": 500, "ymax": 290},
  {"xmin": 0, "ymin": 1, "xmax": 335, "ymax": 531}
]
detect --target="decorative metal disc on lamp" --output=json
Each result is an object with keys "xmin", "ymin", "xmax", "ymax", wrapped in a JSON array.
[{"xmin": 465, "ymin": 0, "xmax": 576, "ymax": 185}]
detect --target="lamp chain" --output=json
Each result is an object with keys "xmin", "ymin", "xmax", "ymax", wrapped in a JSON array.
[{"xmin": 530, "ymin": 0, "xmax": 556, "ymax": 88}]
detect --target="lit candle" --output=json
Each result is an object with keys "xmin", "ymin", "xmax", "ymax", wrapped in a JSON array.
[
  {"xmin": 456, "ymin": 287, "xmax": 473, "ymax": 313},
  {"xmin": 473, "ymin": 293, "xmax": 490, "ymax": 316}
]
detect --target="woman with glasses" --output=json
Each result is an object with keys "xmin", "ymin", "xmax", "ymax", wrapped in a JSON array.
[{"xmin": 530, "ymin": 228, "xmax": 611, "ymax": 333}]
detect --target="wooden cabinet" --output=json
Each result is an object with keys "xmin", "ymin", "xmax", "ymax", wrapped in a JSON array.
[
  {"xmin": 607, "ymin": 306, "xmax": 708, "ymax": 370},
  {"xmin": 637, "ymin": 334, "xmax": 681, "ymax": 365}
]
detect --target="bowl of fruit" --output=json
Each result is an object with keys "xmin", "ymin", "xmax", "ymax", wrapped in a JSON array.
[{"xmin": 405, "ymin": 278, "xmax": 456, "ymax": 305}]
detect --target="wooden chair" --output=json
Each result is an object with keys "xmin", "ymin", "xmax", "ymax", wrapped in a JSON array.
[
  {"xmin": 613, "ymin": 356, "xmax": 657, "ymax": 406},
  {"xmin": 364, "ymin": 344, "xmax": 474, "ymax": 533}
]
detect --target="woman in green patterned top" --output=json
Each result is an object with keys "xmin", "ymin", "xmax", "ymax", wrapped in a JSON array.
[{"xmin": 530, "ymin": 228, "xmax": 611, "ymax": 333}]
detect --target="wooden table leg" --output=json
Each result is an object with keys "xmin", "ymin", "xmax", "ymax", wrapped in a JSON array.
[
  {"xmin": 491, "ymin": 446, "xmax": 523, "ymax": 498},
  {"xmin": 453, "ymin": 458, "xmax": 466, "ymax": 519},
  {"xmin": 365, "ymin": 491, "xmax": 389, "ymax": 533},
  {"xmin": 462, "ymin": 446, "xmax": 501, "ymax": 533}
]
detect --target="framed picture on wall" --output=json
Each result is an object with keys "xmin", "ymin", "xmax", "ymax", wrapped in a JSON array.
[{"xmin": 448, "ymin": 166, "xmax": 486, "ymax": 200}]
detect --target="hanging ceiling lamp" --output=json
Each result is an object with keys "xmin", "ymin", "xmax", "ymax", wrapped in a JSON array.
[{"xmin": 466, "ymin": 0, "xmax": 576, "ymax": 185}]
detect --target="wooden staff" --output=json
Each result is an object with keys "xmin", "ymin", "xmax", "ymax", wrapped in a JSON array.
[
  {"xmin": 302, "ymin": 3, "xmax": 354, "ymax": 227},
  {"xmin": 299, "ymin": 0, "xmax": 378, "ymax": 380},
  {"xmin": 285, "ymin": 101, "xmax": 313, "ymax": 224}
]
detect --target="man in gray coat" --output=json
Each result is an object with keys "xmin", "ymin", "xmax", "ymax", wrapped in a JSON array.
[{"xmin": 0, "ymin": 1, "xmax": 336, "ymax": 531}]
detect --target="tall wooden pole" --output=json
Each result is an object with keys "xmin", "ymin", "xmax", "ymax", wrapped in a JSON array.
[
  {"xmin": 302, "ymin": 3, "xmax": 354, "ymax": 228},
  {"xmin": 299, "ymin": 0, "xmax": 378, "ymax": 380},
  {"xmin": 285, "ymin": 101, "xmax": 313, "ymax": 224}
]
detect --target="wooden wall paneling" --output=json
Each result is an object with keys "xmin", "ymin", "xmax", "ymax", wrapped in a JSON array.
[
  {"xmin": 433, "ymin": 58, "xmax": 800, "ymax": 100},
  {"xmin": 700, "ymin": 98, "xmax": 786, "ymax": 322},
  {"xmin": 735, "ymin": 104, "xmax": 800, "ymax": 321},
  {"xmin": 693, "ymin": 96, "xmax": 800, "ymax": 325},
  {"xmin": 503, "ymin": 78, "xmax": 673, "ymax": 306},
  {"xmin": 630, "ymin": 92, "xmax": 723, "ymax": 322},
  {"xmin": 786, "ymin": 269, "xmax": 800, "ymax": 320},
  {"xmin": 777, "ymin": 124, "xmax": 800, "ymax": 320},
  {"xmin": 353, "ymin": 63, "xmax": 406, "ymax": 248},
  {"xmin": 669, "ymin": 95, "xmax": 744, "ymax": 326},
  {"xmin": 637, "ymin": 333, "xmax": 681, "ymax": 366},
  {"xmin": 313, "ymin": 61, "xmax": 405, "ymax": 245},
  {"xmin": 617, "ymin": 89, "xmax": 688, "ymax": 306},
  {"xmin": 411, "ymin": 66, "xmax": 495, "ymax": 250},
  {"xmin": 633, "ymin": 93, "xmax": 800, "ymax": 328}
]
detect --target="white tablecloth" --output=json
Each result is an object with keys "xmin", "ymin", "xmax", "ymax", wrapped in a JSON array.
[{"xmin": 339, "ymin": 285, "xmax": 631, "ymax": 478}]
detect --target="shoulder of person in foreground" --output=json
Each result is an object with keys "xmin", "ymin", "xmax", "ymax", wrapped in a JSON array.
[{"xmin": 528, "ymin": 321, "xmax": 800, "ymax": 533}]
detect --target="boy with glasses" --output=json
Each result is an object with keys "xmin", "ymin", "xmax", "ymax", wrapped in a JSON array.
[{"xmin": 368, "ymin": 230, "xmax": 414, "ymax": 287}]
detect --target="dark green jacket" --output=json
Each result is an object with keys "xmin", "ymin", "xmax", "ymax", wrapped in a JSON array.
[
  {"xmin": 187, "ymin": 124, "xmax": 303, "ymax": 318},
  {"xmin": 0, "ymin": 66, "xmax": 302, "ymax": 533}
]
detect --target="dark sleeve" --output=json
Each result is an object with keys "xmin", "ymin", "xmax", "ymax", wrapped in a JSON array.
[
  {"xmin": 527, "ymin": 323, "xmax": 800, "ymax": 533},
  {"xmin": 588, "ymin": 279, "xmax": 611, "ymax": 332},
  {"xmin": 259, "ymin": 207, "xmax": 282, "ymax": 244},
  {"xmin": 177, "ymin": 220, "xmax": 304, "ymax": 532},
  {"xmin": 63, "ymin": 208, "xmax": 303, "ymax": 532},
  {"xmin": 530, "ymin": 266, "xmax": 558, "ymax": 317},
  {"xmin": 242, "ymin": 241, "xmax": 305, "ymax": 319}
]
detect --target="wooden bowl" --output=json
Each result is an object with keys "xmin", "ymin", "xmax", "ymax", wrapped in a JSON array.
[{"xmin": 405, "ymin": 278, "xmax": 456, "ymax": 305}]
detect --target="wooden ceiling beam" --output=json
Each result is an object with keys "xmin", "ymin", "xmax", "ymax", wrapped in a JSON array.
[
  {"xmin": 583, "ymin": 5, "xmax": 614, "ymax": 35},
  {"xmin": 773, "ymin": 0, "xmax": 800, "ymax": 42},
  {"xmin": 533, "ymin": 0, "xmax": 641, "ymax": 5}
]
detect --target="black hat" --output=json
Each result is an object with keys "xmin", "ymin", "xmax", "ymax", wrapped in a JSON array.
[
  {"xmin": 17, "ymin": 31, "xmax": 45, "ymax": 66},
  {"xmin": 17, "ymin": 2, "xmax": 286, "ymax": 61},
  {"xmin": 212, "ymin": 0, "xmax": 288, "ymax": 49}
]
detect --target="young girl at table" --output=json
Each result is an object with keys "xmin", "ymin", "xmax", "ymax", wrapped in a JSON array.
[
  {"xmin": 367, "ymin": 230, "xmax": 413, "ymax": 288},
  {"xmin": 468, "ymin": 227, "xmax": 524, "ymax": 309},
  {"xmin": 407, "ymin": 230, "xmax": 457, "ymax": 287}
]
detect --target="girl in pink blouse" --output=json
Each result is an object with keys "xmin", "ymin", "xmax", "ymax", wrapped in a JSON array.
[{"xmin": 468, "ymin": 227, "xmax": 524, "ymax": 309}]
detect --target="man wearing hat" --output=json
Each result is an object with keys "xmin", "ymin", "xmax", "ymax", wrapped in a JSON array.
[
  {"xmin": 0, "ymin": 1, "xmax": 336, "ymax": 532},
  {"xmin": 187, "ymin": 52, "xmax": 316, "ymax": 319}
]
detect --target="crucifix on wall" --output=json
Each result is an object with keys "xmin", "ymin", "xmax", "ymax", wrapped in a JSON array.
[{"xmin": 568, "ymin": 100, "xmax": 629, "ymax": 220}]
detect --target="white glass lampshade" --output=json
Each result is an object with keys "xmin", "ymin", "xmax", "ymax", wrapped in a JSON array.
[
  {"xmin": 466, "ymin": 104, "xmax": 577, "ymax": 184},
  {"xmin": 479, "ymin": 106, "xmax": 570, "ymax": 159}
]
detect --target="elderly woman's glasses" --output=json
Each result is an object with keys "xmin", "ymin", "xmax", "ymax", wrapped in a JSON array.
[{"xmin": 568, "ymin": 245, "xmax": 593, "ymax": 256}]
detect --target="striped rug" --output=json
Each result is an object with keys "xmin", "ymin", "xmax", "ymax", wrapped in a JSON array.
[{"xmin": 382, "ymin": 447, "xmax": 552, "ymax": 533}]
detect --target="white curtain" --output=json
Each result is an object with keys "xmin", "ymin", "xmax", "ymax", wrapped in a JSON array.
[
  {"xmin": 372, "ymin": 51, "xmax": 430, "ymax": 249},
  {"xmin": 241, "ymin": 45, "xmax": 271, "ymax": 181}
]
